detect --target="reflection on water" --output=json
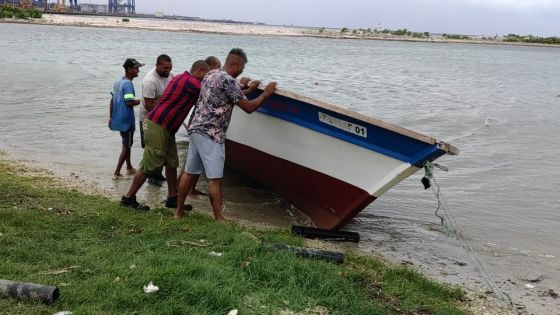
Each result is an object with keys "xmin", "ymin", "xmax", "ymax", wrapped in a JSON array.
[{"xmin": 1, "ymin": 23, "xmax": 560, "ymax": 313}]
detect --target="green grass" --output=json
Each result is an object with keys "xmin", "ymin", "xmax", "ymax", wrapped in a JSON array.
[{"xmin": 0, "ymin": 160, "xmax": 469, "ymax": 314}]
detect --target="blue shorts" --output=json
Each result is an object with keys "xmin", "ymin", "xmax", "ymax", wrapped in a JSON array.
[
  {"xmin": 120, "ymin": 129, "xmax": 134, "ymax": 149},
  {"xmin": 185, "ymin": 133, "xmax": 225, "ymax": 179}
]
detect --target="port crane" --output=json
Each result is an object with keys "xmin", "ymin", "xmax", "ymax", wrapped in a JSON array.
[{"xmin": 108, "ymin": 0, "xmax": 135, "ymax": 14}]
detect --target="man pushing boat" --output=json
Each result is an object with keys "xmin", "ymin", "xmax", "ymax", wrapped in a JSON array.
[
  {"xmin": 174, "ymin": 48, "xmax": 277, "ymax": 220},
  {"xmin": 120, "ymin": 60, "xmax": 210, "ymax": 210}
]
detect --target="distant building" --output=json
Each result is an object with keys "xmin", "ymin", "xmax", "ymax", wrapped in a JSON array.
[
  {"xmin": 79, "ymin": 3, "xmax": 108, "ymax": 13},
  {"xmin": 154, "ymin": 11, "xmax": 164, "ymax": 17},
  {"xmin": 79, "ymin": 3, "xmax": 94, "ymax": 12}
]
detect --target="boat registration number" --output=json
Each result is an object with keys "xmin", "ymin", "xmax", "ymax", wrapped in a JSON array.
[{"xmin": 318, "ymin": 112, "xmax": 367, "ymax": 138}]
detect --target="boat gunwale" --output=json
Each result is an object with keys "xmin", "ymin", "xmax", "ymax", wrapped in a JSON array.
[{"xmin": 253, "ymin": 83, "xmax": 459, "ymax": 156}]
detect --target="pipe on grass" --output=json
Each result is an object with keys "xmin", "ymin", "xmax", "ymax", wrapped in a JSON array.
[
  {"xmin": 0, "ymin": 279, "xmax": 60, "ymax": 305},
  {"xmin": 263, "ymin": 242, "xmax": 344, "ymax": 264}
]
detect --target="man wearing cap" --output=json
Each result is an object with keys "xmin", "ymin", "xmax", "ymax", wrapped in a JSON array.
[
  {"xmin": 120, "ymin": 60, "xmax": 210, "ymax": 210},
  {"xmin": 109, "ymin": 58, "xmax": 144, "ymax": 180}
]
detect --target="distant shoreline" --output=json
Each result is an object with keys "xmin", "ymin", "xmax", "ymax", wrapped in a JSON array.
[{"xmin": 2, "ymin": 13, "xmax": 560, "ymax": 49}]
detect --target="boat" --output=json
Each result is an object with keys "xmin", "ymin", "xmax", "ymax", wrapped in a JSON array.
[{"xmin": 225, "ymin": 86, "xmax": 458, "ymax": 230}]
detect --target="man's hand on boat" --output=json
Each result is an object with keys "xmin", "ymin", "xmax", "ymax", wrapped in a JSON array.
[
  {"xmin": 241, "ymin": 79, "xmax": 262, "ymax": 95},
  {"xmin": 237, "ymin": 81, "xmax": 277, "ymax": 113},
  {"xmin": 239, "ymin": 76, "xmax": 251, "ymax": 86},
  {"xmin": 248, "ymin": 80, "xmax": 261, "ymax": 91},
  {"xmin": 263, "ymin": 81, "xmax": 277, "ymax": 96}
]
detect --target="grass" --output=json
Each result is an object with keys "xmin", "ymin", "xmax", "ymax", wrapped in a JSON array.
[{"xmin": 0, "ymin": 159, "xmax": 469, "ymax": 315}]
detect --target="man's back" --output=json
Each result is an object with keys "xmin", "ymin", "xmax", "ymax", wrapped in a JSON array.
[
  {"xmin": 110, "ymin": 77, "xmax": 135, "ymax": 132},
  {"xmin": 188, "ymin": 69, "xmax": 246, "ymax": 144},
  {"xmin": 147, "ymin": 71, "xmax": 201, "ymax": 133}
]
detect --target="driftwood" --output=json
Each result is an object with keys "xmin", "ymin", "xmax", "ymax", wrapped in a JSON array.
[{"xmin": 0, "ymin": 279, "xmax": 59, "ymax": 305}]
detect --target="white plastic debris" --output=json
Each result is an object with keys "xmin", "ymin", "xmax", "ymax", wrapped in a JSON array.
[
  {"xmin": 525, "ymin": 284, "xmax": 535, "ymax": 289},
  {"xmin": 53, "ymin": 312, "xmax": 73, "ymax": 315},
  {"xmin": 48, "ymin": 207, "xmax": 54, "ymax": 211},
  {"xmin": 227, "ymin": 309, "xmax": 238, "ymax": 315},
  {"xmin": 209, "ymin": 251, "xmax": 223, "ymax": 257},
  {"xmin": 129, "ymin": 264, "xmax": 136, "ymax": 269},
  {"xmin": 143, "ymin": 281, "xmax": 159, "ymax": 293}
]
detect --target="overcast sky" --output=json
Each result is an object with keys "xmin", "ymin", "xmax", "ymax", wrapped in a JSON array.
[{"xmin": 99, "ymin": 0, "xmax": 560, "ymax": 36}]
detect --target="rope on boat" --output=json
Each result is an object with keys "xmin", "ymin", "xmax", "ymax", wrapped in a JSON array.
[{"xmin": 423, "ymin": 162, "xmax": 513, "ymax": 312}]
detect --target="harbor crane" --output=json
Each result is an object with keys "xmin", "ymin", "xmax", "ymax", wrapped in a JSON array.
[{"xmin": 108, "ymin": 0, "xmax": 135, "ymax": 14}]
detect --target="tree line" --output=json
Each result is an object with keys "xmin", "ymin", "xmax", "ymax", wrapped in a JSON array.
[
  {"xmin": 0, "ymin": 5, "xmax": 42, "ymax": 19},
  {"xmin": 504, "ymin": 34, "xmax": 560, "ymax": 45}
]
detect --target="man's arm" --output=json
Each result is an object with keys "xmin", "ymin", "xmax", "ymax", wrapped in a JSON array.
[
  {"xmin": 142, "ymin": 80, "xmax": 157, "ymax": 111},
  {"xmin": 143, "ymin": 98, "xmax": 156, "ymax": 112},
  {"xmin": 108, "ymin": 97, "xmax": 113, "ymax": 129},
  {"xmin": 126, "ymin": 99, "xmax": 141, "ymax": 107},
  {"xmin": 242, "ymin": 80, "xmax": 261, "ymax": 95},
  {"xmin": 124, "ymin": 81, "xmax": 141, "ymax": 107},
  {"xmin": 236, "ymin": 82, "xmax": 277, "ymax": 113},
  {"xmin": 109, "ymin": 97, "xmax": 113, "ymax": 119}
]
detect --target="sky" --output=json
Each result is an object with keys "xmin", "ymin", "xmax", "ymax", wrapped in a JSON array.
[{"xmin": 93, "ymin": 0, "xmax": 560, "ymax": 36}]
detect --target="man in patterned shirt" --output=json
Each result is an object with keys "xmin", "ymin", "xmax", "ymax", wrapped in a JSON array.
[
  {"xmin": 174, "ymin": 48, "xmax": 277, "ymax": 220},
  {"xmin": 120, "ymin": 60, "xmax": 210, "ymax": 210}
]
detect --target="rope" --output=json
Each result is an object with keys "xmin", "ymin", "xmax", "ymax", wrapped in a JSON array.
[
  {"xmin": 424, "ymin": 162, "xmax": 513, "ymax": 312},
  {"xmin": 424, "ymin": 163, "xmax": 447, "ymax": 229}
]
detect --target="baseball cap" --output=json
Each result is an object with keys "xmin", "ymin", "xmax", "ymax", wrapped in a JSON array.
[{"xmin": 123, "ymin": 58, "xmax": 145, "ymax": 69}]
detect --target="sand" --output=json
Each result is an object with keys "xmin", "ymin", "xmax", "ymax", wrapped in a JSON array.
[{"xmin": 29, "ymin": 14, "xmax": 313, "ymax": 37}]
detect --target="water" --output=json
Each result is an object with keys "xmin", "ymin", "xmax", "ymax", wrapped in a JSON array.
[{"xmin": 1, "ymin": 23, "xmax": 560, "ymax": 313}]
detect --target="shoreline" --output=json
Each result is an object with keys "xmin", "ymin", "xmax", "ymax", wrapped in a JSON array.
[
  {"xmin": 0, "ymin": 150, "xmax": 515, "ymax": 314},
  {"xmin": 1, "ymin": 14, "xmax": 559, "ymax": 49}
]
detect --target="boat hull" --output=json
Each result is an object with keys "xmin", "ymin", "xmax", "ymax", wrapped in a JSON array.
[
  {"xmin": 224, "ymin": 88, "xmax": 456, "ymax": 230},
  {"xmin": 226, "ymin": 139, "xmax": 376, "ymax": 230}
]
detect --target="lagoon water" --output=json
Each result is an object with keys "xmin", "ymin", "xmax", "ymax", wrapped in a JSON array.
[{"xmin": 1, "ymin": 23, "xmax": 559, "ymax": 313}]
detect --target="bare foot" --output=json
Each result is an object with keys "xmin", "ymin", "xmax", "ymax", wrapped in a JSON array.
[
  {"xmin": 174, "ymin": 210, "xmax": 184, "ymax": 219},
  {"xmin": 215, "ymin": 215, "xmax": 226, "ymax": 222}
]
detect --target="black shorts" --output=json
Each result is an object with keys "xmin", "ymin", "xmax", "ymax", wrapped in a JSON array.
[{"xmin": 120, "ymin": 129, "xmax": 134, "ymax": 149}]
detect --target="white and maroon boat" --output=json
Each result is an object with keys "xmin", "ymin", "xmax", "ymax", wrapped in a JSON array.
[{"xmin": 225, "ymin": 87, "xmax": 458, "ymax": 230}]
